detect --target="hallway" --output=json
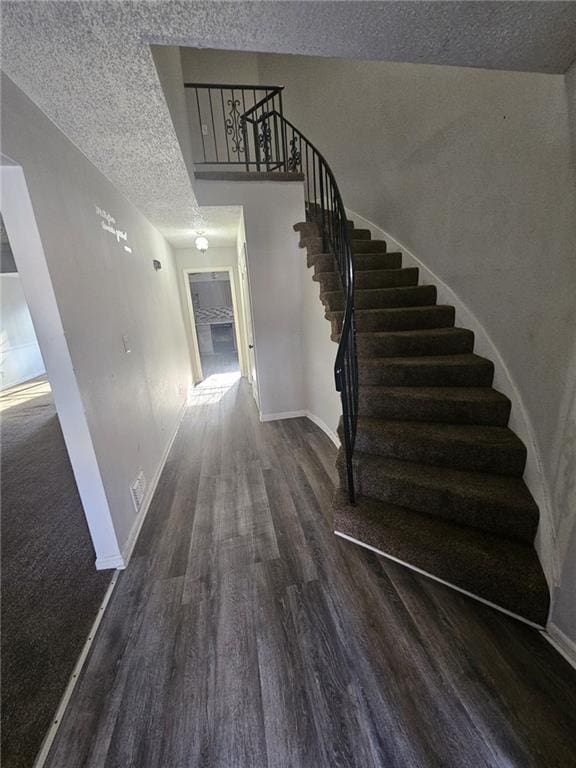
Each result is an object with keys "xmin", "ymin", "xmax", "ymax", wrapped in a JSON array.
[{"xmin": 46, "ymin": 379, "xmax": 576, "ymax": 768}]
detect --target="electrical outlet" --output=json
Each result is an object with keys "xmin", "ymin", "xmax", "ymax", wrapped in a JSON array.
[{"xmin": 201, "ymin": 123, "xmax": 208, "ymax": 136}]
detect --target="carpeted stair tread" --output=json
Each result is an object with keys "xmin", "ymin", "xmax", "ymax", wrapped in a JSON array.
[
  {"xmin": 358, "ymin": 353, "xmax": 494, "ymax": 386},
  {"xmin": 358, "ymin": 385, "xmax": 511, "ymax": 425},
  {"xmin": 330, "ymin": 304, "xmax": 451, "ymax": 335},
  {"xmin": 350, "ymin": 239, "xmax": 387, "ymax": 253},
  {"xmin": 314, "ymin": 267, "xmax": 419, "ymax": 292},
  {"xmin": 324, "ymin": 285, "xmax": 436, "ymax": 313},
  {"xmin": 350, "ymin": 417, "xmax": 526, "ymax": 475},
  {"xmin": 351, "ymin": 228, "xmax": 372, "ymax": 240},
  {"xmin": 337, "ymin": 453, "xmax": 538, "ymax": 542},
  {"xmin": 302, "ymin": 237, "xmax": 387, "ymax": 256},
  {"xmin": 354, "ymin": 327, "xmax": 474, "ymax": 356},
  {"xmin": 332, "ymin": 490, "xmax": 549, "ymax": 625},
  {"xmin": 314, "ymin": 252, "xmax": 403, "ymax": 272}
]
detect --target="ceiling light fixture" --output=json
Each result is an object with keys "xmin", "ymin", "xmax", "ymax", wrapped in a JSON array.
[{"xmin": 195, "ymin": 235, "xmax": 209, "ymax": 254}]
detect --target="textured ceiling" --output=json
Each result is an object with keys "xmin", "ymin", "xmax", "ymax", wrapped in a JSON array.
[
  {"xmin": 171, "ymin": 206, "xmax": 242, "ymax": 249},
  {"xmin": 2, "ymin": 1, "xmax": 576, "ymax": 246}
]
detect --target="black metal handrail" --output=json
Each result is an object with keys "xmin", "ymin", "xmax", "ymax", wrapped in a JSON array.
[
  {"xmin": 184, "ymin": 83, "xmax": 358, "ymax": 503},
  {"xmin": 184, "ymin": 83, "xmax": 286, "ymax": 171}
]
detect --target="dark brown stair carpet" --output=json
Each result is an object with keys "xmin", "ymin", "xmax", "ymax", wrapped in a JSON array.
[
  {"xmin": 358, "ymin": 353, "xmax": 494, "ymax": 387},
  {"xmin": 304, "ymin": 237, "xmax": 388, "ymax": 256},
  {"xmin": 314, "ymin": 251, "xmax": 403, "ymax": 272},
  {"xmin": 337, "ymin": 453, "xmax": 539, "ymax": 543},
  {"xmin": 324, "ymin": 285, "xmax": 437, "ymax": 312},
  {"xmin": 330, "ymin": 304, "xmax": 452, "ymax": 335},
  {"xmin": 296, "ymin": 217, "xmax": 549, "ymax": 623},
  {"xmin": 354, "ymin": 327, "xmax": 475, "ymax": 356},
  {"xmin": 349, "ymin": 418, "xmax": 527, "ymax": 475},
  {"xmin": 358, "ymin": 386, "xmax": 511, "ymax": 425},
  {"xmin": 332, "ymin": 490, "xmax": 549, "ymax": 626},
  {"xmin": 314, "ymin": 267, "xmax": 419, "ymax": 292}
]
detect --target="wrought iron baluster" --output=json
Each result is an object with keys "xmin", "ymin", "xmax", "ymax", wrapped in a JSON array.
[
  {"xmin": 225, "ymin": 89, "xmax": 245, "ymax": 158},
  {"xmin": 258, "ymin": 116, "xmax": 272, "ymax": 168},
  {"xmin": 195, "ymin": 88, "xmax": 206, "ymax": 162},
  {"xmin": 207, "ymin": 89, "xmax": 217, "ymax": 162},
  {"xmin": 287, "ymin": 132, "xmax": 301, "ymax": 172},
  {"xmin": 220, "ymin": 89, "xmax": 230, "ymax": 162}
]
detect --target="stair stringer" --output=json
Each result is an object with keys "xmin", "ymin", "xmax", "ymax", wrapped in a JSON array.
[{"xmin": 345, "ymin": 208, "xmax": 559, "ymax": 594}]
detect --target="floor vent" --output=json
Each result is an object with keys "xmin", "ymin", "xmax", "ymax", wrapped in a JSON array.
[{"xmin": 130, "ymin": 470, "xmax": 146, "ymax": 513}]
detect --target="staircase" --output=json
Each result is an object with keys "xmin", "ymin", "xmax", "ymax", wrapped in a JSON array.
[
  {"xmin": 182, "ymin": 80, "xmax": 549, "ymax": 627},
  {"xmin": 296, "ymin": 219, "xmax": 550, "ymax": 627}
]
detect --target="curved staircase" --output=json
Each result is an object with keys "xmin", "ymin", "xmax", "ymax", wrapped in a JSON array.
[{"xmin": 296, "ymin": 219, "xmax": 550, "ymax": 627}]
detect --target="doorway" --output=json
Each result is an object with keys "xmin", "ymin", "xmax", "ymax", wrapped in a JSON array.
[
  {"xmin": 0, "ymin": 211, "xmax": 113, "ymax": 768},
  {"xmin": 185, "ymin": 268, "xmax": 244, "ymax": 380}
]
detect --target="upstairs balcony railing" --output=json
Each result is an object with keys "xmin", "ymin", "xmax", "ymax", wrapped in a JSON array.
[{"xmin": 185, "ymin": 82, "xmax": 358, "ymax": 504}]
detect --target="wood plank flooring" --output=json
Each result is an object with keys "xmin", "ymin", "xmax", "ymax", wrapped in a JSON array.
[{"xmin": 46, "ymin": 379, "xmax": 576, "ymax": 768}]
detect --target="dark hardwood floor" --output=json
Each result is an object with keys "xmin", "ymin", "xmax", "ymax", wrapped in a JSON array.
[{"xmin": 46, "ymin": 379, "xmax": 576, "ymax": 768}]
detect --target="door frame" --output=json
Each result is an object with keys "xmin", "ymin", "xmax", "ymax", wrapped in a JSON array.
[
  {"xmin": 1, "ymin": 159, "xmax": 122, "ymax": 568},
  {"xmin": 182, "ymin": 266, "xmax": 247, "ymax": 381}
]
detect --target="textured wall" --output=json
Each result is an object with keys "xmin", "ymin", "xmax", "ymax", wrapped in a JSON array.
[
  {"xmin": 2, "ymin": 74, "xmax": 192, "ymax": 553},
  {"xmin": 549, "ymin": 62, "xmax": 576, "ymax": 647}
]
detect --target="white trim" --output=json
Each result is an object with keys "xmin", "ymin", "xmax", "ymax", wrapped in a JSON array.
[
  {"xmin": 95, "ymin": 552, "xmax": 125, "ymax": 570},
  {"xmin": 545, "ymin": 623, "xmax": 576, "ymax": 671},
  {"xmin": 181, "ymin": 266, "xmax": 247, "ymax": 382},
  {"xmin": 260, "ymin": 409, "xmax": 306, "ymax": 422},
  {"xmin": 116, "ymin": 397, "xmax": 187, "ymax": 569},
  {"xmin": 346, "ymin": 207, "xmax": 559, "ymax": 590},
  {"xmin": 334, "ymin": 530, "xmax": 546, "ymax": 630},
  {"xmin": 1, "ymin": 163, "xmax": 122, "ymax": 566},
  {"xmin": 304, "ymin": 410, "xmax": 340, "ymax": 447},
  {"xmin": 32, "ymin": 569, "xmax": 121, "ymax": 768}
]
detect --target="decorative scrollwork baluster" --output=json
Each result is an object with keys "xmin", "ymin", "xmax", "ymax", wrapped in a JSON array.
[
  {"xmin": 258, "ymin": 119, "xmax": 272, "ymax": 165},
  {"xmin": 225, "ymin": 98, "xmax": 245, "ymax": 156},
  {"xmin": 287, "ymin": 136, "xmax": 301, "ymax": 171}
]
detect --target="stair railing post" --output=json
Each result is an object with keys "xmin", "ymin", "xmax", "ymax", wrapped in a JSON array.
[
  {"xmin": 318, "ymin": 167, "xmax": 326, "ymax": 251},
  {"xmin": 279, "ymin": 91, "xmax": 288, "ymax": 172}
]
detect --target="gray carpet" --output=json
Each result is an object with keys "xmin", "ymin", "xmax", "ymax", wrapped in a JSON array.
[{"xmin": 1, "ymin": 378, "xmax": 113, "ymax": 768}]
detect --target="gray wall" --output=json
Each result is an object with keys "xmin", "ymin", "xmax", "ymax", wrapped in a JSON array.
[
  {"xmin": 566, "ymin": 61, "xmax": 576, "ymax": 173},
  {"xmin": 549, "ymin": 62, "xmax": 576, "ymax": 646},
  {"xmin": 1, "ymin": 73, "xmax": 192, "ymax": 554},
  {"xmin": 151, "ymin": 45, "xmax": 196, "ymax": 181}
]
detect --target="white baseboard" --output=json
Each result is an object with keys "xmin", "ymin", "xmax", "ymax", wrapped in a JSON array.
[
  {"xmin": 545, "ymin": 622, "xmax": 576, "ymax": 671},
  {"xmin": 118, "ymin": 398, "xmax": 188, "ymax": 568},
  {"xmin": 304, "ymin": 410, "xmax": 340, "ymax": 447},
  {"xmin": 95, "ymin": 552, "xmax": 125, "ymax": 570},
  {"xmin": 260, "ymin": 409, "xmax": 306, "ymax": 422},
  {"xmin": 33, "ymin": 569, "xmax": 121, "ymax": 768},
  {"xmin": 258, "ymin": 408, "xmax": 340, "ymax": 447}
]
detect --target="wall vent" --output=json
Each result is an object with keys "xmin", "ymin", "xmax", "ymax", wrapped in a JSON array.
[{"xmin": 130, "ymin": 470, "xmax": 146, "ymax": 513}]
